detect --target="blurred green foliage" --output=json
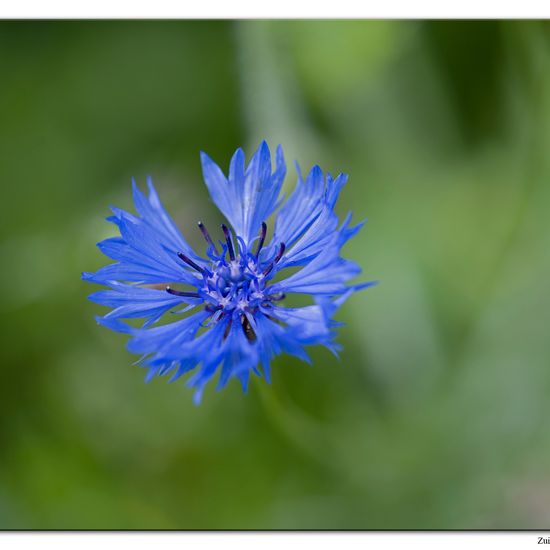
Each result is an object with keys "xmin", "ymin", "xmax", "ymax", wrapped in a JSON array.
[{"xmin": 1, "ymin": 20, "xmax": 550, "ymax": 529}]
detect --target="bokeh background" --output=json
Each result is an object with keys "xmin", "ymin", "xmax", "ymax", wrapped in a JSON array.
[{"xmin": 1, "ymin": 20, "xmax": 550, "ymax": 529}]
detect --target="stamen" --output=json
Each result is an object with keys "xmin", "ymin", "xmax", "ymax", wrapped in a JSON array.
[
  {"xmin": 197, "ymin": 221, "xmax": 218, "ymax": 254},
  {"xmin": 269, "ymin": 292, "xmax": 286, "ymax": 302},
  {"xmin": 177, "ymin": 252, "xmax": 211, "ymax": 276},
  {"xmin": 262, "ymin": 243, "xmax": 286, "ymax": 277},
  {"xmin": 166, "ymin": 286, "xmax": 200, "ymax": 298},
  {"xmin": 221, "ymin": 224, "xmax": 235, "ymax": 261},
  {"xmin": 256, "ymin": 222, "xmax": 267, "ymax": 258},
  {"xmin": 274, "ymin": 242, "xmax": 286, "ymax": 262},
  {"xmin": 223, "ymin": 317, "xmax": 233, "ymax": 340},
  {"xmin": 241, "ymin": 315, "xmax": 257, "ymax": 342}
]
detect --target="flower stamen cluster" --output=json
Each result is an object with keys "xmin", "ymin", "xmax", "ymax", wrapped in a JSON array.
[{"xmin": 167, "ymin": 221, "xmax": 286, "ymax": 341}]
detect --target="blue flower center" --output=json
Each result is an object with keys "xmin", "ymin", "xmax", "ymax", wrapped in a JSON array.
[{"xmin": 165, "ymin": 221, "xmax": 285, "ymax": 338}]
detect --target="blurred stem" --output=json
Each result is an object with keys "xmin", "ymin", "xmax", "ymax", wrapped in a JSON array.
[
  {"xmin": 233, "ymin": 21, "xmax": 319, "ymax": 164},
  {"xmin": 255, "ymin": 377, "xmax": 339, "ymax": 474}
]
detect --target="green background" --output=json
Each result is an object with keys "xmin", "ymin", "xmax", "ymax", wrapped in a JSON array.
[{"xmin": 1, "ymin": 20, "xmax": 550, "ymax": 529}]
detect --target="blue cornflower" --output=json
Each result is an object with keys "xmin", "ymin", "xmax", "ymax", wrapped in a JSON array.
[{"xmin": 83, "ymin": 142, "xmax": 374, "ymax": 404}]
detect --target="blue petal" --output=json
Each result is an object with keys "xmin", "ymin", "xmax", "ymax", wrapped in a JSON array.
[
  {"xmin": 273, "ymin": 164, "xmax": 326, "ymax": 249},
  {"xmin": 89, "ymin": 282, "xmax": 198, "ymax": 327},
  {"xmin": 94, "ymin": 234, "xmax": 197, "ymax": 285},
  {"xmin": 201, "ymin": 141, "xmax": 286, "ymax": 246},
  {"xmin": 276, "ymin": 206, "xmax": 339, "ymax": 268},
  {"xmin": 127, "ymin": 309, "xmax": 211, "ymax": 357},
  {"xmin": 271, "ymin": 166, "xmax": 350, "ymax": 268},
  {"xmin": 82, "ymin": 261, "xmax": 187, "ymax": 286},
  {"xmin": 273, "ymin": 251, "xmax": 361, "ymax": 295},
  {"xmin": 243, "ymin": 142, "xmax": 286, "ymax": 245},
  {"xmin": 85, "ymin": 179, "xmax": 206, "ymax": 286},
  {"xmin": 133, "ymin": 178, "xmax": 198, "ymax": 259}
]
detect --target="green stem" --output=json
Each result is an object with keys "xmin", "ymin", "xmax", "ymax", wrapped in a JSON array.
[{"xmin": 255, "ymin": 377, "xmax": 338, "ymax": 472}]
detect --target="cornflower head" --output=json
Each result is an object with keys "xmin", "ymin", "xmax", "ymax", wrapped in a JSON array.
[{"xmin": 83, "ymin": 142, "xmax": 375, "ymax": 404}]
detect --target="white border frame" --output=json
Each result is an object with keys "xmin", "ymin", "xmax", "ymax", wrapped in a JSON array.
[
  {"xmin": 1, "ymin": 0, "xmax": 550, "ymax": 19},
  {"xmin": 0, "ymin": 532, "xmax": 549, "ymax": 550}
]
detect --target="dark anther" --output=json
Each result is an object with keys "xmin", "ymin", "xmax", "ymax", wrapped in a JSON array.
[
  {"xmin": 269, "ymin": 292, "xmax": 286, "ymax": 302},
  {"xmin": 241, "ymin": 315, "xmax": 257, "ymax": 342},
  {"xmin": 198, "ymin": 221, "xmax": 218, "ymax": 254},
  {"xmin": 166, "ymin": 286, "xmax": 200, "ymax": 298},
  {"xmin": 221, "ymin": 224, "xmax": 235, "ymax": 261},
  {"xmin": 256, "ymin": 222, "xmax": 267, "ymax": 257},
  {"xmin": 262, "ymin": 243, "xmax": 286, "ymax": 277},
  {"xmin": 274, "ymin": 242, "xmax": 286, "ymax": 262},
  {"xmin": 177, "ymin": 252, "xmax": 210, "ymax": 276}
]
